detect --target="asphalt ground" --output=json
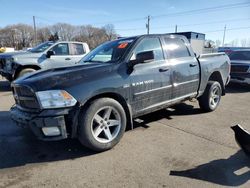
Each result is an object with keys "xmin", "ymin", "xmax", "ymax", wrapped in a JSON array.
[{"xmin": 0, "ymin": 77, "xmax": 250, "ymax": 188}]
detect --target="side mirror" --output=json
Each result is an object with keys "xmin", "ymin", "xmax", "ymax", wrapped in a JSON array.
[
  {"xmin": 135, "ymin": 51, "xmax": 154, "ymax": 64},
  {"xmin": 46, "ymin": 50, "xmax": 55, "ymax": 58}
]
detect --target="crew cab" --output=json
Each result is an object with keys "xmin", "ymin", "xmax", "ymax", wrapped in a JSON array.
[
  {"xmin": 0, "ymin": 41, "xmax": 90, "ymax": 81},
  {"xmin": 10, "ymin": 34, "xmax": 230, "ymax": 151}
]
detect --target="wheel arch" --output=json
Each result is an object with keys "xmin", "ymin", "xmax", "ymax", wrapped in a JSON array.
[
  {"xmin": 79, "ymin": 92, "xmax": 133, "ymax": 130},
  {"xmin": 13, "ymin": 64, "xmax": 41, "ymax": 79},
  {"xmin": 208, "ymin": 71, "xmax": 225, "ymax": 95}
]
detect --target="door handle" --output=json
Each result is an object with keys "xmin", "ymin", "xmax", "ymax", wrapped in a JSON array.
[
  {"xmin": 189, "ymin": 63, "xmax": 197, "ymax": 67},
  {"xmin": 159, "ymin": 68, "xmax": 169, "ymax": 72},
  {"xmin": 65, "ymin": 58, "xmax": 71, "ymax": 60}
]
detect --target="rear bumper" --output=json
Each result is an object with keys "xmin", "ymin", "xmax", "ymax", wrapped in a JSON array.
[
  {"xmin": 230, "ymin": 73, "xmax": 250, "ymax": 84},
  {"xmin": 10, "ymin": 106, "xmax": 71, "ymax": 141}
]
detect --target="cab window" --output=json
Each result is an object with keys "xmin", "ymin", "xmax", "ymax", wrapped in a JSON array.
[
  {"xmin": 164, "ymin": 38, "xmax": 191, "ymax": 59},
  {"xmin": 70, "ymin": 43, "xmax": 85, "ymax": 55},
  {"xmin": 51, "ymin": 43, "xmax": 69, "ymax": 55},
  {"xmin": 131, "ymin": 37, "xmax": 164, "ymax": 61}
]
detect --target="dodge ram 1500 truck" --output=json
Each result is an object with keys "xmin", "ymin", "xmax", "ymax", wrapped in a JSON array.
[
  {"xmin": 0, "ymin": 41, "xmax": 90, "ymax": 81},
  {"xmin": 10, "ymin": 34, "xmax": 230, "ymax": 151}
]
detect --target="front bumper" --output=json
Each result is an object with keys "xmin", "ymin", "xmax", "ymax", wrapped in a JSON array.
[
  {"xmin": 230, "ymin": 73, "xmax": 250, "ymax": 85},
  {"xmin": 10, "ymin": 106, "xmax": 71, "ymax": 141}
]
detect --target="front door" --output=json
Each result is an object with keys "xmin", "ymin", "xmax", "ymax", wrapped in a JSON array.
[
  {"xmin": 129, "ymin": 37, "xmax": 172, "ymax": 114},
  {"xmin": 41, "ymin": 43, "xmax": 75, "ymax": 69}
]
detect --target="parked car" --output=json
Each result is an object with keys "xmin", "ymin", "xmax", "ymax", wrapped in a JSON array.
[
  {"xmin": 10, "ymin": 34, "xmax": 230, "ymax": 151},
  {"xmin": 0, "ymin": 41, "xmax": 90, "ymax": 81},
  {"xmin": 218, "ymin": 47, "xmax": 250, "ymax": 55},
  {"xmin": 229, "ymin": 50, "xmax": 250, "ymax": 84}
]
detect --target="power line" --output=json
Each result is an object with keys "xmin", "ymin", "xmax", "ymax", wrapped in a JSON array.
[
  {"xmin": 116, "ymin": 17, "xmax": 250, "ymax": 31},
  {"xmin": 35, "ymin": 2, "xmax": 250, "ymax": 28},
  {"xmin": 151, "ymin": 2, "xmax": 250, "ymax": 19},
  {"xmin": 203, "ymin": 26, "xmax": 250, "ymax": 33}
]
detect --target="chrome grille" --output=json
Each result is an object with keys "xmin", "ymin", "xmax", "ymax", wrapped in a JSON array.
[{"xmin": 12, "ymin": 85, "xmax": 40, "ymax": 110}]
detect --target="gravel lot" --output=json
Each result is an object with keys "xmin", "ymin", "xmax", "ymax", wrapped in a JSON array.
[{"xmin": 0, "ymin": 77, "xmax": 250, "ymax": 188}]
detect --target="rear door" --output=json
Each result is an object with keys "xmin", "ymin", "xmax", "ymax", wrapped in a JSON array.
[
  {"xmin": 69, "ymin": 43, "xmax": 87, "ymax": 64},
  {"xmin": 163, "ymin": 37, "xmax": 199, "ymax": 99},
  {"xmin": 129, "ymin": 37, "xmax": 172, "ymax": 113}
]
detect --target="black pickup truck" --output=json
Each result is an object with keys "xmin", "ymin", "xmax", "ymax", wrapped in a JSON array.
[{"xmin": 10, "ymin": 34, "xmax": 230, "ymax": 151}]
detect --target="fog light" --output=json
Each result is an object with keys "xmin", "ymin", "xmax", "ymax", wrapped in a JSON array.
[{"xmin": 42, "ymin": 127, "xmax": 61, "ymax": 136}]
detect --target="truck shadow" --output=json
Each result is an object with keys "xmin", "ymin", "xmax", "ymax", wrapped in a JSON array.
[
  {"xmin": 133, "ymin": 103, "xmax": 203, "ymax": 129},
  {"xmin": 0, "ymin": 79, "xmax": 11, "ymax": 92},
  {"xmin": 226, "ymin": 83, "xmax": 250, "ymax": 93},
  {"xmin": 169, "ymin": 150, "xmax": 250, "ymax": 186},
  {"xmin": 0, "ymin": 111, "xmax": 97, "ymax": 170}
]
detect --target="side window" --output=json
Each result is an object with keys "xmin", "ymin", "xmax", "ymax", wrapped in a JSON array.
[
  {"xmin": 51, "ymin": 43, "xmax": 69, "ymax": 55},
  {"xmin": 164, "ymin": 38, "xmax": 191, "ymax": 59},
  {"xmin": 132, "ymin": 38, "xmax": 164, "ymax": 61},
  {"xmin": 70, "ymin": 43, "xmax": 85, "ymax": 55}
]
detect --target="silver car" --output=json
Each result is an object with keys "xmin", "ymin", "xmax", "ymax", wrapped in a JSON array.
[{"xmin": 0, "ymin": 41, "xmax": 90, "ymax": 81}]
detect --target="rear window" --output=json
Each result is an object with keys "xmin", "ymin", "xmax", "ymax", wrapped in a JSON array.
[
  {"xmin": 229, "ymin": 51, "xmax": 250, "ymax": 60},
  {"xmin": 164, "ymin": 38, "xmax": 191, "ymax": 59},
  {"xmin": 71, "ymin": 43, "xmax": 85, "ymax": 55}
]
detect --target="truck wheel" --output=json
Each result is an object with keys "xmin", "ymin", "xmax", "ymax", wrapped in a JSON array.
[
  {"xmin": 17, "ymin": 68, "xmax": 36, "ymax": 79},
  {"xmin": 78, "ymin": 98, "xmax": 127, "ymax": 151},
  {"xmin": 198, "ymin": 81, "xmax": 222, "ymax": 112}
]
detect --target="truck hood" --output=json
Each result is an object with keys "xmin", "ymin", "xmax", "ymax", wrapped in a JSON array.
[
  {"xmin": 13, "ymin": 62, "xmax": 114, "ymax": 91},
  {"xmin": 0, "ymin": 51, "xmax": 41, "ymax": 60}
]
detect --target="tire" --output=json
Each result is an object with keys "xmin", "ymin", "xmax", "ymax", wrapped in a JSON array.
[
  {"xmin": 78, "ymin": 98, "xmax": 127, "ymax": 152},
  {"xmin": 17, "ymin": 68, "xmax": 36, "ymax": 79},
  {"xmin": 198, "ymin": 81, "xmax": 222, "ymax": 112}
]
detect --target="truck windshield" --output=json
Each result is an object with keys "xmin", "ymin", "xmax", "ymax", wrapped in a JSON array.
[
  {"xmin": 229, "ymin": 51, "xmax": 250, "ymax": 60},
  {"xmin": 29, "ymin": 41, "xmax": 55, "ymax": 53},
  {"xmin": 80, "ymin": 38, "xmax": 135, "ymax": 63}
]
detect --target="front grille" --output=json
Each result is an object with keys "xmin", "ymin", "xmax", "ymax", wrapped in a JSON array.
[
  {"xmin": 231, "ymin": 64, "xmax": 249, "ymax": 73},
  {"xmin": 12, "ymin": 85, "xmax": 40, "ymax": 110},
  {"xmin": 0, "ymin": 58, "xmax": 5, "ymax": 69}
]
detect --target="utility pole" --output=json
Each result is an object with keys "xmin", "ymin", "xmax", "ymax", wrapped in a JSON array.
[
  {"xmin": 222, "ymin": 25, "xmax": 226, "ymax": 46},
  {"xmin": 33, "ymin": 16, "xmax": 37, "ymax": 45},
  {"xmin": 175, "ymin": 25, "xmax": 178, "ymax": 33},
  {"xmin": 146, "ymin": 15, "xmax": 150, "ymax": 34}
]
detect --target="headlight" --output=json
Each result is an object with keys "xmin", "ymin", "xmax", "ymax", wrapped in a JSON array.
[{"xmin": 36, "ymin": 90, "xmax": 77, "ymax": 109}]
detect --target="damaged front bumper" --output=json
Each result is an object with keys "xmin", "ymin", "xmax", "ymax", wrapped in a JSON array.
[{"xmin": 10, "ymin": 106, "xmax": 79, "ymax": 141}]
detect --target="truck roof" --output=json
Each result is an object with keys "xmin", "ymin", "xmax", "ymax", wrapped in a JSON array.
[
  {"xmin": 117, "ymin": 34, "xmax": 188, "ymax": 41},
  {"xmin": 55, "ymin": 41, "xmax": 88, "ymax": 44}
]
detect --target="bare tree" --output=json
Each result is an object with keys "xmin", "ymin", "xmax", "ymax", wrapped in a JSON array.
[
  {"xmin": 247, "ymin": 38, "xmax": 250, "ymax": 46},
  {"xmin": 0, "ymin": 22, "xmax": 118, "ymax": 50},
  {"xmin": 49, "ymin": 23, "xmax": 77, "ymax": 41},
  {"xmin": 230, "ymin": 39, "xmax": 239, "ymax": 47},
  {"xmin": 37, "ymin": 27, "xmax": 51, "ymax": 43},
  {"xmin": 102, "ymin": 24, "xmax": 117, "ymax": 41},
  {"xmin": 204, "ymin": 39, "xmax": 215, "ymax": 48},
  {"xmin": 215, "ymin": 40, "xmax": 221, "ymax": 47},
  {"xmin": 240, "ymin": 38, "xmax": 247, "ymax": 47}
]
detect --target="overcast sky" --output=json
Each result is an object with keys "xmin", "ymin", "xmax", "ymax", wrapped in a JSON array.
[{"xmin": 1, "ymin": 0, "xmax": 250, "ymax": 43}]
